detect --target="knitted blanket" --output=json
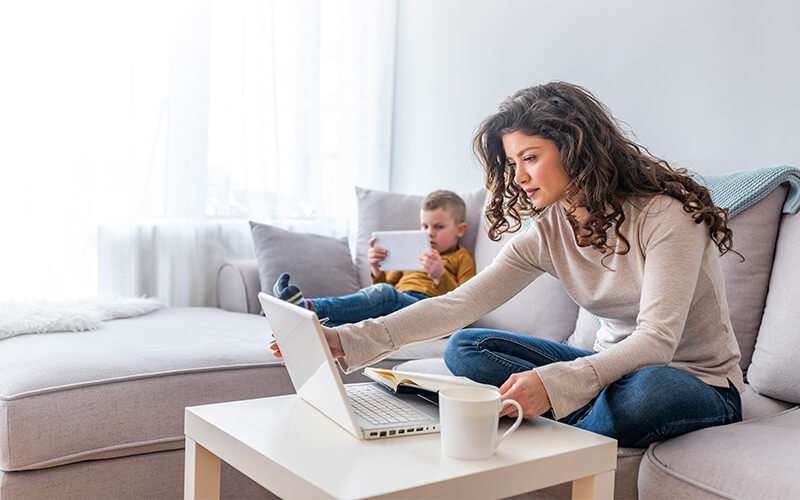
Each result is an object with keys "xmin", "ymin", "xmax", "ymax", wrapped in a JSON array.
[{"xmin": 697, "ymin": 165, "xmax": 800, "ymax": 217}]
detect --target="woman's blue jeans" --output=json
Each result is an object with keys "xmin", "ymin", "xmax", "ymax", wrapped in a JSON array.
[
  {"xmin": 309, "ymin": 283, "xmax": 428, "ymax": 327},
  {"xmin": 444, "ymin": 328, "xmax": 742, "ymax": 448}
]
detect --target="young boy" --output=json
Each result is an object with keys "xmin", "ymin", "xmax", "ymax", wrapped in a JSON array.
[{"xmin": 273, "ymin": 190, "xmax": 476, "ymax": 326}]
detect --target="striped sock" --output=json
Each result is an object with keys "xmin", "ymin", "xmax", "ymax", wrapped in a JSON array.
[{"xmin": 273, "ymin": 272, "xmax": 310, "ymax": 309}]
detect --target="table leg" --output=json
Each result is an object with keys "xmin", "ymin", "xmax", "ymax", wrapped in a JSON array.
[
  {"xmin": 572, "ymin": 470, "xmax": 614, "ymax": 500},
  {"xmin": 185, "ymin": 437, "xmax": 221, "ymax": 500}
]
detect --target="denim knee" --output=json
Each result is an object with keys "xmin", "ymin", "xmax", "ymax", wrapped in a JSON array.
[
  {"xmin": 363, "ymin": 283, "xmax": 399, "ymax": 304},
  {"xmin": 444, "ymin": 329, "xmax": 483, "ymax": 376}
]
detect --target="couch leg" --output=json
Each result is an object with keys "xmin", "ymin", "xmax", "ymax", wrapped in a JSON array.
[
  {"xmin": 572, "ymin": 469, "xmax": 614, "ymax": 500},
  {"xmin": 185, "ymin": 438, "xmax": 221, "ymax": 500}
]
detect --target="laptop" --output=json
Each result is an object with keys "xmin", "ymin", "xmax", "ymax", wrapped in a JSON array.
[{"xmin": 258, "ymin": 292, "xmax": 439, "ymax": 440}]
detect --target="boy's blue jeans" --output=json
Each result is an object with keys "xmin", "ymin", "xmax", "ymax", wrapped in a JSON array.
[
  {"xmin": 444, "ymin": 328, "xmax": 742, "ymax": 448},
  {"xmin": 309, "ymin": 283, "xmax": 429, "ymax": 327}
]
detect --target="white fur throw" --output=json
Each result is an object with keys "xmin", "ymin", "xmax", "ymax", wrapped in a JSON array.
[{"xmin": 0, "ymin": 297, "xmax": 163, "ymax": 340}]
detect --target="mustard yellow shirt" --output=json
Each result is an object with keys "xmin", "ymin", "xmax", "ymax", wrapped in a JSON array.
[{"xmin": 371, "ymin": 245, "xmax": 475, "ymax": 297}]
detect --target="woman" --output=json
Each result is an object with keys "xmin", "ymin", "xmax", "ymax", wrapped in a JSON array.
[{"xmin": 271, "ymin": 81, "xmax": 744, "ymax": 448}]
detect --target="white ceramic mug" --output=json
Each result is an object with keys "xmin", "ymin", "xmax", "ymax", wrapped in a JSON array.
[{"xmin": 439, "ymin": 386, "xmax": 524, "ymax": 460}]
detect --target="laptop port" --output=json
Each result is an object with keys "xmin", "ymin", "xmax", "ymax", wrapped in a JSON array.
[
  {"xmin": 388, "ymin": 430, "xmax": 396, "ymax": 436},
  {"xmin": 398, "ymin": 429, "xmax": 405, "ymax": 434},
  {"xmin": 369, "ymin": 432, "xmax": 377, "ymax": 437},
  {"xmin": 407, "ymin": 428, "xmax": 414, "ymax": 433},
  {"xmin": 379, "ymin": 431, "xmax": 386, "ymax": 437},
  {"xmin": 416, "ymin": 427, "xmax": 423, "ymax": 432}
]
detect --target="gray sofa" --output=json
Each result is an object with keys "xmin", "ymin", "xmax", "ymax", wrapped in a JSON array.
[{"xmin": 1, "ymin": 185, "xmax": 798, "ymax": 499}]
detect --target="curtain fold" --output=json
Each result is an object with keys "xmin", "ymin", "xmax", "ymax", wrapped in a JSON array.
[{"xmin": 0, "ymin": 0, "xmax": 397, "ymax": 304}]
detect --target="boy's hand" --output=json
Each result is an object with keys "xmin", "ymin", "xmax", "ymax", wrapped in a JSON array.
[
  {"xmin": 368, "ymin": 237, "xmax": 388, "ymax": 276},
  {"xmin": 420, "ymin": 249, "xmax": 444, "ymax": 284}
]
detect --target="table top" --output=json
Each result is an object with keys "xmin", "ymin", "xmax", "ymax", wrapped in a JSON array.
[{"xmin": 185, "ymin": 395, "xmax": 617, "ymax": 500}]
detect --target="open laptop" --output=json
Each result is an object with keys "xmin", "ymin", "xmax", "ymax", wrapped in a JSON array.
[{"xmin": 258, "ymin": 292, "xmax": 439, "ymax": 440}]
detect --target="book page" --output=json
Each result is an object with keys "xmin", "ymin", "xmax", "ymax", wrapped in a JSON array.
[{"xmin": 364, "ymin": 367, "xmax": 498, "ymax": 394}]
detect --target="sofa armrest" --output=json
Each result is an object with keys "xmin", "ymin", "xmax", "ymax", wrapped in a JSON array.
[{"xmin": 217, "ymin": 259, "xmax": 262, "ymax": 314}]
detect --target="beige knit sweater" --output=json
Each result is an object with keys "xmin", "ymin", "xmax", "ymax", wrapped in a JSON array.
[{"xmin": 335, "ymin": 195, "xmax": 744, "ymax": 419}]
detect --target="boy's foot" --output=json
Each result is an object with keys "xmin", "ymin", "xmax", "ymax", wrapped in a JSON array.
[{"xmin": 273, "ymin": 272, "xmax": 310, "ymax": 309}]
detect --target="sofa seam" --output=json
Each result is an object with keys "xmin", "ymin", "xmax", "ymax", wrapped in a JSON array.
[
  {"xmin": 644, "ymin": 443, "xmax": 737, "ymax": 500},
  {"xmin": 3, "ymin": 436, "xmax": 184, "ymax": 472},
  {"xmin": 0, "ymin": 362, "xmax": 280, "ymax": 401}
]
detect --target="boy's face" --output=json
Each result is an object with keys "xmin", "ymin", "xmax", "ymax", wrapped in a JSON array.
[{"xmin": 420, "ymin": 208, "xmax": 467, "ymax": 253}]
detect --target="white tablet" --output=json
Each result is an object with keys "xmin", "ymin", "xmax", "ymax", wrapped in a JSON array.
[{"xmin": 372, "ymin": 230, "xmax": 431, "ymax": 271}]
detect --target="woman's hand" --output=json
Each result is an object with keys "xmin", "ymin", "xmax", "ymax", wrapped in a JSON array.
[
  {"xmin": 367, "ymin": 237, "xmax": 388, "ymax": 277},
  {"xmin": 269, "ymin": 326, "xmax": 346, "ymax": 363},
  {"xmin": 498, "ymin": 370, "xmax": 552, "ymax": 419},
  {"xmin": 420, "ymin": 249, "xmax": 444, "ymax": 284}
]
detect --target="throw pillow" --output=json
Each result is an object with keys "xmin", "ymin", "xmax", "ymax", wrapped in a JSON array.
[
  {"xmin": 353, "ymin": 186, "xmax": 486, "ymax": 287},
  {"xmin": 249, "ymin": 221, "xmax": 361, "ymax": 304}
]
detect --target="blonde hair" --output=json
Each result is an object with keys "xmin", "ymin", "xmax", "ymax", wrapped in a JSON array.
[{"xmin": 422, "ymin": 190, "xmax": 467, "ymax": 224}]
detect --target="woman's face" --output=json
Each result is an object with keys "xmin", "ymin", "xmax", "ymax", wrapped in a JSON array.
[{"xmin": 502, "ymin": 131, "xmax": 571, "ymax": 210}]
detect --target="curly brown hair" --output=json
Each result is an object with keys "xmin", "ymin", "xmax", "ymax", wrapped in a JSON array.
[{"xmin": 473, "ymin": 81, "xmax": 740, "ymax": 263}]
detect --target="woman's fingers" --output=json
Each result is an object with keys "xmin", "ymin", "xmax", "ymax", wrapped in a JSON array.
[{"xmin": 499, "ymin": 373, "xmax": 517, "ymax": 394}]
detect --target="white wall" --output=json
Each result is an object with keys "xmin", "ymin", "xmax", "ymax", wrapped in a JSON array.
[{"xmin": 390, "ymin": 0, "xmax": 800, "ymax": 194}]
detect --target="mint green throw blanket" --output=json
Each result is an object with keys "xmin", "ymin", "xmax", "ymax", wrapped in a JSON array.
[{"xmin": 697, "ymin": 165, "xmax": 800, "ymax": 217}]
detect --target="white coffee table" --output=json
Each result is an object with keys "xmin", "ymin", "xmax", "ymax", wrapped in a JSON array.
[{"xmin": 184, "ymin": 395, "xmax": 617, "ymax": 500}]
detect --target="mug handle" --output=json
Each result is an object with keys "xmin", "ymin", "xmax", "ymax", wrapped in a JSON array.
[{"xmin": 496, "ymin": 399, "xmax": 524, "ymax": 448}]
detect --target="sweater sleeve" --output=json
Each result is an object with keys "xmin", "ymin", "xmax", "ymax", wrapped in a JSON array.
[
  {"xmin": 535, "ymin": 202, "xmax": 708, "ymax": 419},
  {"xmin": 335, "ymin": 229, "xmax": 547, "ymax": 372}
]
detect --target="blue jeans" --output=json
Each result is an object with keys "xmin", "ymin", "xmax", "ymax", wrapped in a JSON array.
[
  {"xmin": 443, "ymin": 328, "xmax": 742, "ymax": 448},
  {"xmin": 309, "ymin": 283, "xmax": 429, "ymax": 327}
]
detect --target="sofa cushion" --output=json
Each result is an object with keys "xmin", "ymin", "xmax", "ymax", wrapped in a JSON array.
[
  {"xmin": 353, "ymin": 186, "xmax": 486, "ymax": 288},
  {"xmin": 568, "ymin": 187, "xmax": 788, "ymax": 370},
  {"xmin": 250, "ymin": 221, "xmax": 361, "ymax": 303},
  {"xmin": 0, "ymin": 307, "xmax": 450, "ymax": 472},
  {"xmin": 748, "ymin": 210, "xmax": 800, "ymax": 403},
  {"xmin": 718, "ymin": 186, "xmax": 787, "ymax": 373},
  {"xmin": 740, "ymin": 384, "xmax": 796, "ymax": 421},
  {"xmin": 0, "ymin": 308, "xmax": 294, "ymax": 471},
  {"xmin": 638, "ymin": 407, "xmax": 800, "ymax": 500}
]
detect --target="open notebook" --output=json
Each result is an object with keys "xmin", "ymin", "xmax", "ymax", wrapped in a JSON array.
[{"xmin": 363, "ymin": 367, "xmax": 498, "ymax": 399}]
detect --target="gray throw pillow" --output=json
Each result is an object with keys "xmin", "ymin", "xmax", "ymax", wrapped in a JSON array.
[
  {"xmin": 249, "ymin": 221, "xmax": 361, "ymax": 303},
  {"xmin": 353, "ymin": 186, "xmax": 486, "ymax": 287}
]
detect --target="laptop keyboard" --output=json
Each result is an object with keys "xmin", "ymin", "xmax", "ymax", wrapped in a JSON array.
[{"xmin": 346, "ymin": 384, "xmax": 431, "ymax": 425}]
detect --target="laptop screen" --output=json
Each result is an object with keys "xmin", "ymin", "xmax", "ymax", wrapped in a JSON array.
[{"xmin": 258, "ymin": 293, "xmax": 360, "ymax": 437}]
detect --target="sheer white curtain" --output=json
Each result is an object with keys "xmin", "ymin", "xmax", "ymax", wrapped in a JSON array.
[{"xmin": 0, "ymin": 0, "xmax": 396, "ymax": 303}]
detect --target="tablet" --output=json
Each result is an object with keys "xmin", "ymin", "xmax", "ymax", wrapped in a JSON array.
[{"xmin": 372, "ymin": 230, "xmax": 431, "ymax": 271}]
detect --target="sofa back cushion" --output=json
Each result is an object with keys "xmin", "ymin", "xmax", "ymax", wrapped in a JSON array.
[
  {"xmin": 250, "ymin": 221, "xmax": 361, "ymax": 302},
  {"xmin": 568, "ymin": 187, "xmax": 788, "ymax": 371},
  {"xmin": 470, "ymin": 212, "xmax": 579, "ymax": 342},
  {"xmin": 718, "ymin": 186, "xmax": 787, "ymax": 373},
  {"xmin": 353, "ymin": 187, "xmax": 486, "ymax": 287},
  {"xmin": 747, "ymin": 209, "xmax": 800, "ymax": 403}
]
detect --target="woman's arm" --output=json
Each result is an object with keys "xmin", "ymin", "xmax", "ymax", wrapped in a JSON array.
[
  {"xmin": 535, "ymin": 204, "xmax": 709, "ymax": 419},
  {"xmin": 335, "ymin": 229, "xmax": 548, "ymax": 372}
]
